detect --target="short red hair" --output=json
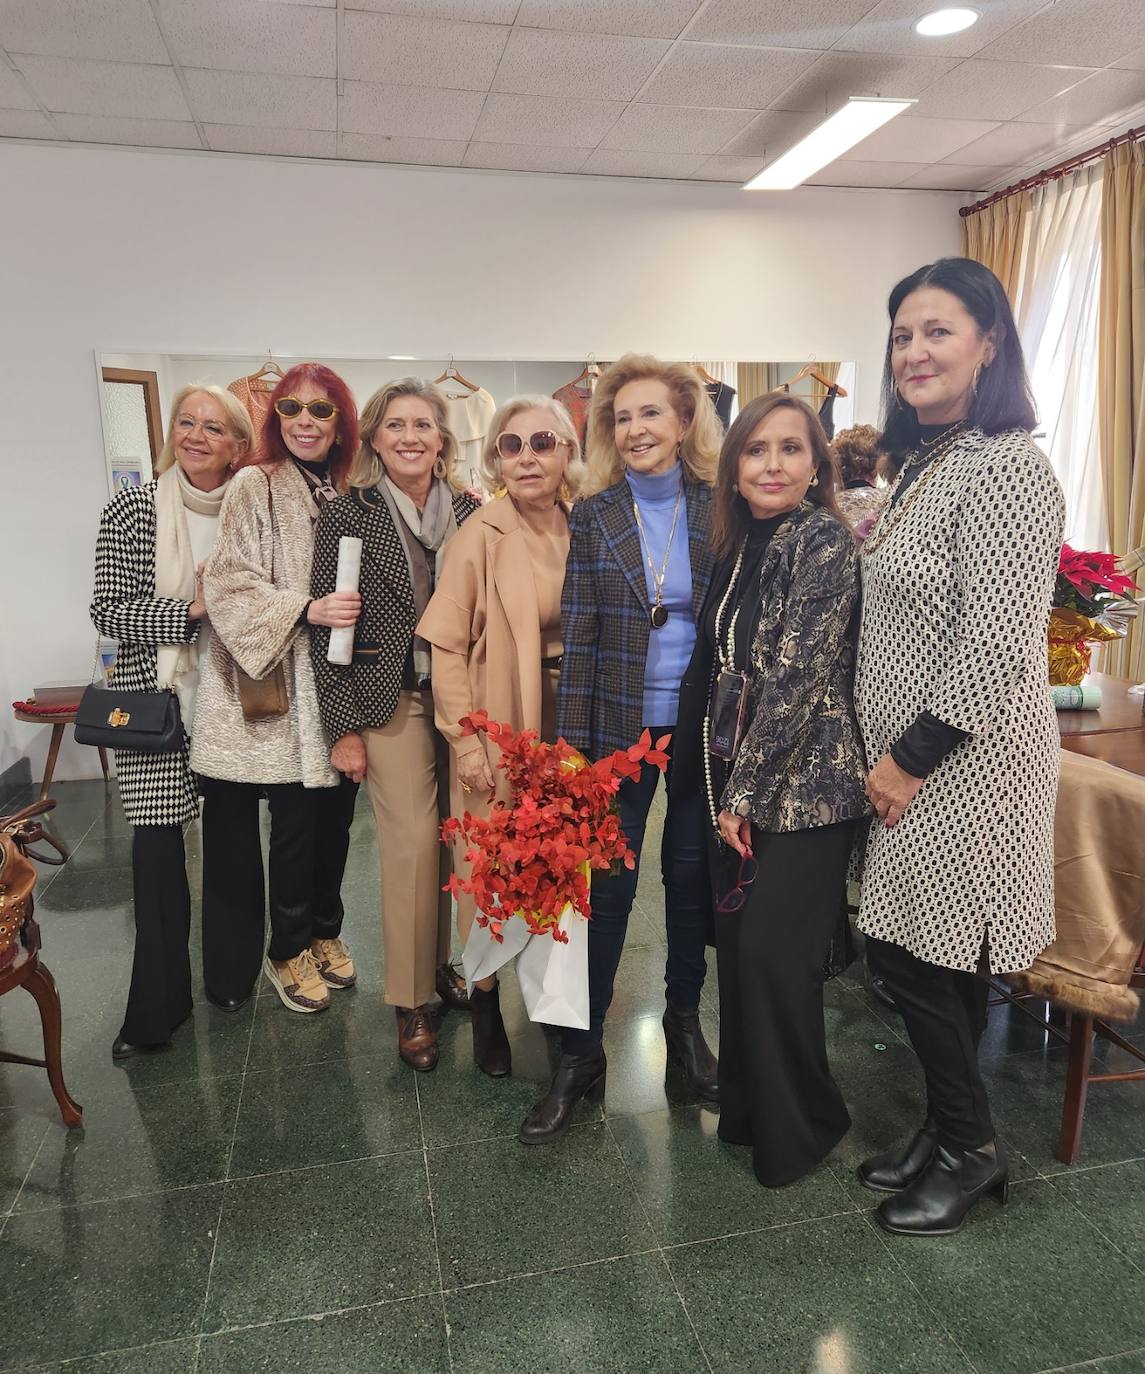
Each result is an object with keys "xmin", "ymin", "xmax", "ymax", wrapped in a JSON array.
[{"xmin": 256, "ymin": 362, "xmax": 359, "ymax": 492}]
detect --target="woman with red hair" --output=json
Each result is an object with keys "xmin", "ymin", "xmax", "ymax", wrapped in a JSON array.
[{"xmin": 192, "ymin": 363, "xmax": 364, "ymax": 1015}]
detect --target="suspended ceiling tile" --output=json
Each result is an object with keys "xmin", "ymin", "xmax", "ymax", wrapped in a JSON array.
[
  {"xmin": 344, "ymin": 0, "xmax": 518, "ymax": 18},
  {"xmin": 1017, "ymin": 68, "xmax": 1145, "ymax": 128},
  {"xmin": 0, "ymin": 0, "xmax": 168, "ymax": 65},
  {"xmin": 0, "ymin": 65, "xmax": 38, "ymax": 110},
  {"xmin": 690, "ymin": 153, "xmax": 768, "ymax": 181},
  {"xmin": 940, "ymin": 118, "xmax": 1093, "ymax": 165},
  {"xmin": 770, "ymin": 50, "xmax": 961, "ymax": 114},
  {"xmin": 836, "ymin": 0, "xmax": 1049, "ymax": 58},
  {"xmin": 689, "ymin": 0, "xmax": 877, "ymax": 50},
  {"xmin": 156, "ymin": 0, "xmax": 337, "ymax": 79},
  {"xmin": 900, "ymin": 163, "xmax": 1012, "ymax": 191},
  {"xmin": 841, "ymin": 114, "xmax": 1000, "ymax": 163},
  {"xmin": 339, "ymin": 10, "xmax": 508, "ymax": 89},
  {"xmin": 911, "ymin": 61, "xmax": 1097, "ymax": 122},
  {"xmin": 53, "ymin": 113, "xmax": 202, "ymax": 147},
  {"xmin": 341, "ymin": 82, "xmax": 484, "ymax": 140},
  {"xmin": 338, "ymin": 131, "xmax": 467, "ymax": 164},
  {"xmin": 0, "ymin": 108, "xmax": 57, "ymax": 138},
  {"xmin": 718, "ymin": 108, "xmax": 822, "ymax": 156},
  {"xmin": 493, "ymin": 28, "xmax": 671, "ymax": 101},
  {"xmin": 580, "ymin": 148, "xmax": 708, "ymax": 178},
  {"xmin": 976, "ymin": 0, "xmax": 1145, "ymax": 68},
  {"xmin": 16, "ymin": 55, "xmax": 191, "ymax": 120},
  {"xmin": 601, "ymin": 102, "xmax": 758, "ymax": 154},
  {"xmin": 639, "ymin": 42, "xmax": 819, "ymax": 110},
  {"xmin": 807, "ymin": 159, "xmax": 928, "ymax": 186},
  {"xmin": 184, "ymin": 69, "xmax": 336, "ymax": 130},
  {"xmin": 472, "ymin": 92, "xmax": 626, "ymax": 147},
  {"xmin": 205, "ymin": 123, "xmax": 338, "ymax": 156},
  {"xmin": 514, "ymin": 0, "xmax": 704, "ymax": 40},
  {"xmin": 461, "ymin": 141, "xmax": 592, "ymax": 171}
]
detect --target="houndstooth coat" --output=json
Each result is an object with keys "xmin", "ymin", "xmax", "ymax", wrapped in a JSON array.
[
  {"xmin": 90, "ymin": 481, "xmax": 201, "ymax": 827},
  {"xmin": 854, "ymin": 427, "xmax": 1066, "ymax": 974}
]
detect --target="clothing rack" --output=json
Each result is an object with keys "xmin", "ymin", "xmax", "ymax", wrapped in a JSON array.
[{"xmin": 960, "ymin": 122, "xmax": 1143, "ymax": 219}]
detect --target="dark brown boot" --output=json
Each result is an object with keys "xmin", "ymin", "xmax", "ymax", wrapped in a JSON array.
[
  {"xmin": 519, "ymin": 1052, "xmax": 606, "ymax": 1144},
  {"xmin": 435, "ymin": 961, "xmax": 471, "ymax": 1011},
  {"xmin": 396, "ymin": 1004, "xmax": 439, "ymax": 1072},
  {"xmin": 470, "ymin": 982, "xmax": 511, "ymax": 1078},
  {"xmin": 663, "ymin": 1005, "xmax": 719, "ymax": 1102}
]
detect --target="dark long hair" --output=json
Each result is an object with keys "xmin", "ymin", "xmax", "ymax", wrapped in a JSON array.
[
  {"xmin": 256, "ymin": 362, "xmax": 359, "ymax": 492},
  {"xmin": 880, "ymin": 257, "xmax": 1036, "ymax": 466},
  {"xmin": 710, "ymin": 393, "xmax": 841, "ymax": 561}
]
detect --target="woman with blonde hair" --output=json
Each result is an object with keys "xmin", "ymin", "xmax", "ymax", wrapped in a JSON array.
[
  {"xmin": 520, "ymin": 354, "xmax": 723, "ymax": 1143},
  {"xmin": 310, "ymin": 377, "xmax": 480, "ymax": 1071},
  {"xmin": 416, "ymin": 395, "xmax": 580, "ymax": 1076},
  {"xmin": 92, "ymin": 385, "xmax": 252, "ymax": 1057}
]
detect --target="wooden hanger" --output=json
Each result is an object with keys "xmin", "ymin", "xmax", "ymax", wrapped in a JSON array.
[
  {"xmin": 432, "ymin": 355, "xmax": 479, "ymax": 392},
  {"xmin": 692, "ymin": 361, "xmax": 720, "ymax": 386},
  {"xmin": 782, "ymin": 361, "xmax": 847, "ymax": 398},
  {"xmin": 248, "ymin": 352, "xmax": 285, "ymax": 391},
  {"xmin": 565, "ymin": 355, "xmax": 603, "ymax": 393}
]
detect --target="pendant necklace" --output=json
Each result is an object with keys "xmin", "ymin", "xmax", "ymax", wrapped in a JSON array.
[{"xmin": 632, "ymin": 484, "xmax": 683, "ymax": 629}]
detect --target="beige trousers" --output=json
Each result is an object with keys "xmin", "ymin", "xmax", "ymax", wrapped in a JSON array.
[{"xmin": 363, "ymin": 690, "xmax": 452, "ymax": 1009}]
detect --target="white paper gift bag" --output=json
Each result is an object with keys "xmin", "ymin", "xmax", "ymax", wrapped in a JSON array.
[
  {"xmin": 516, "ymin": 905, "xmax": 590, "ymax": 1029},
  {"xmin": 461, "ymin": 910, "xmax": 531, "ymax": 993}
]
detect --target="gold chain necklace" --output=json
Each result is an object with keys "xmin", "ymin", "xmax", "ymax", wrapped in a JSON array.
[{"xmin": 861, "ymin": 425, "xmax": 969, "ymax": 558}]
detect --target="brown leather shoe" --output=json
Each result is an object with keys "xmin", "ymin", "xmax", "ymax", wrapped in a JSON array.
[
  {"xmin": 435, "ymin": 961, "xmax": 471, "ymax": 1011},
  {"xmin": 396, "ymin": 1004, "xmax": 439, "ymax": 1072}
]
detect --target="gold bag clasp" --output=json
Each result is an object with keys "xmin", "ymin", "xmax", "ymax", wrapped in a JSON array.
[{"xmin": 107, "ymin": 708, "xmax": 131, "ymax": 727}]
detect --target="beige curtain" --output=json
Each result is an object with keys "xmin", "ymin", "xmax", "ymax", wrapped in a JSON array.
[
  {"xmin": 961, "ymin": 191, "xmax": 1033, "ymax": 309},
  {"xmin": 1099, "ymin": 140, "xmax": 1145, "ymax": 681},
  {"xmin": 737, "ymin": 362, "xmax": 783, "ymax": 406},
  {"xmin": 808, "ymin": 360, "xmax": 841, "ymax": 407}
]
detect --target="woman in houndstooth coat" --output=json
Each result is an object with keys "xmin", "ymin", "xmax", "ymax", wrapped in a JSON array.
[{"xmin": 91, "ymin": 385, "xmax": 252, "ymax": 1058}]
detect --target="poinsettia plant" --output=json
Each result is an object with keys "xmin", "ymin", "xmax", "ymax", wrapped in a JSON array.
[
  {"xmin": 1054, "ymin": 543, "xmax": 1137, "ymax": 616},
  {"xmin": 1048, "ymin": 544, "xmax": 1139, "ymax": 686},
  {"xmin": 442, "ymin": 713, "xmax": 670, "ymax": 943}
]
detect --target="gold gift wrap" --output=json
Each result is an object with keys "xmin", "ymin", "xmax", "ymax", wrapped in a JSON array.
[{"xmin": 1047, "ymin": 607, "xmax": 1121, "ymax": 686}]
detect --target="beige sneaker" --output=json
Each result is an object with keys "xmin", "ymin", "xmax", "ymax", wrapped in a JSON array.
[
  {"xmin": 310, "ymin": 936, "xmax": 356, "ymax": 989},
  {"xmin": 263, "ymin": 950, "xmax": 330, "ymax": 1013}
]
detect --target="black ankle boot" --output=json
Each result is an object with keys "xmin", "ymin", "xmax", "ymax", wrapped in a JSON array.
[
  {"xmin": 858, "ymin": 1119, "xmax": 938, "ymax": 1193},
  {"xmin": 663, "ymin": 1005, "xmax": 719, "ymax": 1102},
  {"xmin": 875, "ymin": 1139, "xmax": 1009, "ymax": 1236},
  {"xmin": 519, "ymin": 1051, "xmax": 606, "ymax": 1144},
  {"xmin": 470, "ymin": 983, "xmax": 511, "ymax": 1078}
]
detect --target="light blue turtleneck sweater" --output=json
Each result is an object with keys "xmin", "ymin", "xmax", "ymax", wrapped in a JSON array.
[{"xmin": 625, "ymin": 462, "xmax": 694, "ymax": 728}]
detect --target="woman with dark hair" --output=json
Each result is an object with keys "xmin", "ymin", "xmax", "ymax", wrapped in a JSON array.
[
  {"xmin": 855, "ymin": 257, "xmax": 1065, "ymax": 1235},
  {"xmin": 519, "ymin": 354, "xmax": 722, "ymax": 1143},
  {"xmin": 832, "ymin": 424, "xmax": 888, "ymax": 538},
  {"xmin": 192, "ymin": 363, "xmax": 363, "ymax": 1015},
  {"xmin": 674, "ymin": 393, "xmax": 869, "ymax": 1187}
]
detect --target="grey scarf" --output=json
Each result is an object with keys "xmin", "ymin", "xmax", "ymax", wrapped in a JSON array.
[{"xmin": 379, "ymin": 475, "xmax": 457, "ymax": 682}]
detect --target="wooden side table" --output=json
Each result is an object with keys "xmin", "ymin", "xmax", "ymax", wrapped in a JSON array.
[{"xmin": 11, "ymin": 705, "xmax": 109, "ymax": 800}]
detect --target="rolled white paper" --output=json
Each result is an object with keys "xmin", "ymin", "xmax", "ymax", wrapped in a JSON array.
[
  {"xmin": 326, "ymin": 535, "xmax": 363, "ymax": 665},
  {"xmin": 1051, "ymin": 683, "xmax": 1102, "ymax": 711}
]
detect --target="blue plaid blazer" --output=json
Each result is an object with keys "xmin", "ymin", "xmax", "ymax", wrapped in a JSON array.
[{"xmin": 556, "ymin": 477, "xmax": 714, "ymax": 761}]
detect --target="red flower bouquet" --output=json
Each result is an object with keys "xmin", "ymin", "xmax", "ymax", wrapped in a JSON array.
[
  {"xmin": 442, "ymin": 712, "xmax": 669, "ymax": 944},
  {"xmin": 1049, "ymin": 545, "xmax": 1138, "ymax": 686}
]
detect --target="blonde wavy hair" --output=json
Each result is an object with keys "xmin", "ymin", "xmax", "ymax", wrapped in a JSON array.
[
  {"xmin": 582, "ymin": 354, "xmax": 722, "ymax": 495},
  {"xmin": 478, "ymin": 394, "xmax": 585, "ymax": 498},
  {"xmin": 155, "ymin": 384, "xmax": 253, "ymax": 475},
  {"xmin": 350, "ymin": 377, "xmax": 464, "ymax": 493}
]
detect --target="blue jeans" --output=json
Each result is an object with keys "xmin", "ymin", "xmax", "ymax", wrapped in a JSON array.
[{"xmin": 562, "ymin": 736, "xmax": 709, "ymax": 1055}]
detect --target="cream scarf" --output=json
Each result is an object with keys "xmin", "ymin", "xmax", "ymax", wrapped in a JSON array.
[{"xmin": 154, "ymin": 464, "xmax": 230, "ymax": 721}]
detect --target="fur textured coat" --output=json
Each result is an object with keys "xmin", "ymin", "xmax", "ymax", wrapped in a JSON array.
[{"xmin": 190, "ymin": 461, "xmax": 337, "ymax": 789}]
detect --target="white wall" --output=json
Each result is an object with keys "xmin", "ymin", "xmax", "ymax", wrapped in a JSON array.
[{"xmin": 0, "ymin": 142, "xmax": 961, "ymax": 780}]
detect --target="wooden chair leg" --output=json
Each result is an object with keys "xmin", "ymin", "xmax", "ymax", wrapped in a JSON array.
[
  {"xmin": 40, "ymin": 724, "xmax": 65, "ymax": 800},
  {"xmin": 1056, "ymin": 1011, "xmax": 1094, "ymax": 1164},
  {"xmin": 23, "ymin": 959, "xmax": 83, "ymax": 1128},
  {"xmin": 97, "ymin": 746, "xmax": 110, "ymax": 782}
]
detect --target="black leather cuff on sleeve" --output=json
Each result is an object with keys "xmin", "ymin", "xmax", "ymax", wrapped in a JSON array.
[{"xmin": 889, "ymin": 710, "xmax": 969, "ymax": 779}]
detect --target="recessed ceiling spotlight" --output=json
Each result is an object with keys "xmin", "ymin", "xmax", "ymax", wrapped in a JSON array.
[{"xmin": 914, "ymin": 7, "xmax": 980, "ymax": 36}]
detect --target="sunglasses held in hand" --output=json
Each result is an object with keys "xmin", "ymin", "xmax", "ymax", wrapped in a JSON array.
[{"xmin": 274, "ymin": 397, "xmax": 339, "ymax": 421}]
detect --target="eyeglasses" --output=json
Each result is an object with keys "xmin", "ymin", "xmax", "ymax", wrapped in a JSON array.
[
  {"xmin": 715, "ymin": 850, "xmax": 759, "ymax": 914},
  {"xmin": 274, "ymin": 397, "xmax": 339, "ymax": 421},
  {"xmin": 494, "ymin": 430, "xmax": 571, "ymax": 460}
]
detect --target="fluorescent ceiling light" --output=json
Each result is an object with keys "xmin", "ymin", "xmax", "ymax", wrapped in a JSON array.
[
  {"xmin": 387, "ymin": 355, "xmax": 416, "ymax": 360},
  {"xmin": 914, "ymin": 7, "xmax": 980, "ymax": 36},
  {"xmin": 743, "ymin": 97, "xmax": 916, "ymax": 190}
]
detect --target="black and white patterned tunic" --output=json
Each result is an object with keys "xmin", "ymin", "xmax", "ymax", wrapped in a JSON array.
[
  {"xmin": 854, "ymin": 427, "xmax": 1066, "ymax": 974},
  {"xmin": 90, "ymin": 481, "xmax": 200, "ymax": 827}
]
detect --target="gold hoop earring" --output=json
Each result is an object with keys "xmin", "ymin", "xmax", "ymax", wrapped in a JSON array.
[
  {"xmin": 809, "ymin": 472, "xmax": 819, "ymax": 488},
  {"xmin": 971, "ymin": 361, "xmax": 987, "ymax": 398},
  {"xmin": 894, "ymin": 384, "xmax": 909, "ymax": 410}
]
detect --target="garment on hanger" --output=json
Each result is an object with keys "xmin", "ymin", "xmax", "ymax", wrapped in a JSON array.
[
  {"xmin": 227, "ymin": 363, "xmax": 284, "ymax": 429},
  {"xmin": 443, "ymin": 385, "xmax": 496, "ymax": 486},
  {"xmin": 553, "ymin": 378, "xmax": 594, "ymax": 445},
  {"xmin": 818, "ymin": 386, "xmax": 840, "ymax": 441},
  {"xmin": 705, "ymin": 380, "xmax": 736, "ymax": 427}
]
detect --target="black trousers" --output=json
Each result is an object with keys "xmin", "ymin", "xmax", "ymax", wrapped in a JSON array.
[
  {"xmin": 865, "ymin": 935, "xmax": 993, "ymax": 1152},
  {"xmin": 121, "ymin": 825, "xmax": 194, "ymax": 1046},
  {"xmin": 199, "ymin": 775, "xmax": 359, "ymax": 1003},
  {"xmin": 716, "ymin": 821, "xmax": 854, "ymax": 1188},
  {"xmin": 562, "ymin": 739, "xmax": 709, "ymax": 1057}
]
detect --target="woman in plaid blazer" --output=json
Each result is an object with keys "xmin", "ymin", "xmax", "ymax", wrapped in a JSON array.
[{"xmin": 520, "ymin": 356, "xmax": 723, "ymax": 1145}]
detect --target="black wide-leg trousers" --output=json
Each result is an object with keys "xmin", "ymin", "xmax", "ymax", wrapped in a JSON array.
[
  {"xmin": 120, "ymin": 825, "xmax": 194, "ymax": 1046},
  {"xmin": 716, "ymin": 821, "xmax": 854, "ymax": 1188}
]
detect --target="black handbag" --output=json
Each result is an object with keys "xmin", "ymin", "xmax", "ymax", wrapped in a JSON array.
[{"xmin": 74, "ymin": 684, "xmax": 184, "ymax": 753}]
